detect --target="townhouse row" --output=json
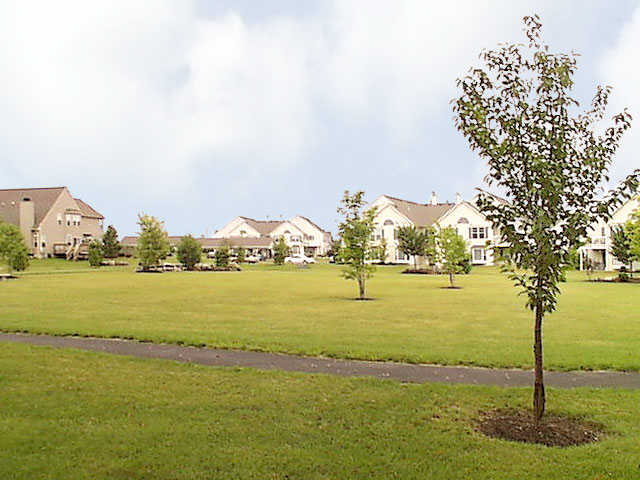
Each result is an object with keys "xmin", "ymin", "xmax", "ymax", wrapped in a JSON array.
[{"xmin": 2, "ymin": 186, "xmax": 637, "ymax": 270}]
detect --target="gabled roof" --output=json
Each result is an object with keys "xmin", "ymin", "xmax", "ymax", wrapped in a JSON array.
[
  {"xmin": 474, "ymin": 188, "xmax": 511, "ymax": 206},
  {"xmin": 239, "ymin": 216, "xmax": 285, "ymax": 236},
  {"xmin": 0, "ymin": 187, "xmax": 66, "ymax": 227},
  {"xmin": 293, "ymin": 215, "xmax": 330, "ymax": 234},
  {"xmin": 382, "ymin": 195, "xmax": 455, "ymax": 227},
  {"xmin": 74, "ymin": 198, "xmax": 104, "ymax": 219}
]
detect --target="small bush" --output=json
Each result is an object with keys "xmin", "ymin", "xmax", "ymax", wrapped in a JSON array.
[
  {"xmin": 88, "ymin": 240, "xmax": 104, "ymax": 267},
  {"xmin": 214, "ymin": 246, "xmax": 231, "ymax": 268},
  {"xmin": 177, "ymin": 235, "xmax": 202, "ymax": 270}
]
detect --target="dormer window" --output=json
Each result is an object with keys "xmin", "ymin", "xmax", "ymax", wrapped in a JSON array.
[
  {"xmin": 57, "ymin": 213, "xmax": 63, "ymax": 225},
  {"xmin": 240, "ymin": 230, "xmax": 247, "ymax": 237}
]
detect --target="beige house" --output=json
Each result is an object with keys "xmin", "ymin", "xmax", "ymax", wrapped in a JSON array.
[
  {"xmin": 368, "ymin": 192, "xmax": 504, "ymax": 266},
  {"xmin": 213, "ymin": 215, "xmax": 332, "ymax": 256},
  {"xmin": 0, "ymin": 187, "xmax": 104, "ymax": 258}
]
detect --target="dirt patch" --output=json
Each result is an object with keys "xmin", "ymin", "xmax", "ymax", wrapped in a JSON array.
[{"xmin": 477, "ymin": 409, "xmax": 604, "ymax": 447}]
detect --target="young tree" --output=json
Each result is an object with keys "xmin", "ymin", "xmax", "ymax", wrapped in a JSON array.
[
  {"xmin": 235, "ymin": 246, "xmax": 246, "ymax": 263},
  {"xmin": 628, "ymin": 207, "xmax": 640, "ymax": 270},
  {"xmin": 214, "ymin": 245, "xmax": 230, "ymax": 268},
  {"xmin": 397, "ymin": 225, "xmax": 429, "ymax": 270},
  {"xmin": 610, "ymin": 225, "xmax": 632, "ymax": 279},
  {"xmin": 0, "ymin": 221, "xmax": 29, "ymax": 273},
  {"xmin": 273, "ymin": 237, "xmax": 290, "ymax": 265},
  {"xmin": 337, "ymin": 190, "xmax": 377, "ymax": 300},
  {"xmin": 88, "ymin": 240, "xmax": 104, "ymax": 267},
  {"xmin": 102, "ymin": 225, "xmax": 121, "ymax": 259},
  {"xmin": 436, "ymin": 226, "xmax": 469, "ymax": 288},
  {"xmin": 378, "ymin": 238, "xmax": 388, "ymax": 264},
  {"xmin": 453, "ymin": 15, "xmax": 639, "ymax": 423},
  {"xmin": 137, "ymin": 214, "xmax": 170, "ymax": 270},
  {"xmin": 177, "ymin": 235, "xmax": 202, "ymax": 270}
]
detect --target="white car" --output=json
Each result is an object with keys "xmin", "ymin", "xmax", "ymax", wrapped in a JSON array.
[
  {"xmin": 244, "ymin": 254, "xmax": 260, "ymax": 263},
  {"xmin": 284, "ymin": 254, "xmax": 316, "ymax": 265}
]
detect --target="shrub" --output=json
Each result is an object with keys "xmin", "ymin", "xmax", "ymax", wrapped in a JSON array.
[
  {"xmin": 214, "ymin": 245, "xmax": 230, "ymax": 268},
  {"xmin": 88, "ymin": 240, "xmax": 104, "ymax": 267},
  {"xmin": 273, "ymin": 237, "xmax": 290, "ymax": 265},
  {"xmin": 0, "ymin": 221, "xmax": 30, "ymax": 273},
  {"xmin": 236, "ymin": 246, "xmax": 246, "ymax": 263},
  {"xmin": 177, "ymin": 235, "xmax": 202, "ymax": 270}
]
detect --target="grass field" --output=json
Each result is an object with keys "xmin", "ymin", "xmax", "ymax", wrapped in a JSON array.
[
  {"xmin": 0, "ymin": 259, "xmax": 638, "ymax": 371},
  {"xmin": 1, "ymin": 342, "xmax": 639, "ymax": 479}
]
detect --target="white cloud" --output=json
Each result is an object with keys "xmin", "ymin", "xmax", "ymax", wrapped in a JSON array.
[
  {"xmin": 0, "ymin": 0, "xmax": 625, "ymax": 209},
  {"xmin": 598, "ymin": 5, "xmax": 640, "ymax": 185}
]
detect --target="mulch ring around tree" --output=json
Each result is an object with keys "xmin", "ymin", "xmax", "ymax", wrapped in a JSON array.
[
  {"xmin": 476, "ymin": 409, "xmax": 604, "ymax": 447},
  {"xmin": 589, "ymin": 277, "xmax": 640, "ymax": 284}
]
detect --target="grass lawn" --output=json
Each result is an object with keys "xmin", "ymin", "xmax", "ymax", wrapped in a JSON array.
[
  {"xmin": 1, "ymin": 342, "xmax": 639, "ymax": 479},
  {"xmin": 0, "ymin": 259, "xmax": 638, "ymax": 371}
]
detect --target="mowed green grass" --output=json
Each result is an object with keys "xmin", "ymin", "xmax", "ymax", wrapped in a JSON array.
[
  {"xmin": 1, "ymin": 342, "xmax": 640, "ymax": 479},
  {"xmin": 0, "ymin": 259, "xmax": 638, "ymax": 371}
]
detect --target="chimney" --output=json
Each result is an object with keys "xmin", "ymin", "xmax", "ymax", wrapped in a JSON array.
[
  {"xmin": 455, "ymin": 193, "xmax": 462, "ymax": 205},
  {"xmin": 19, "ymin": 198, "xmax": 35, "ymax": 249},
  {"xmin": 430, "ymin": 191, "xmax": 438, "ymax": 206}
]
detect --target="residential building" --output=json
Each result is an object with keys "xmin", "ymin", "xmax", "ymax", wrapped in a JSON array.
[
  {"xmin": 579, "ymin": 195, "xmax": 640, "ymax": 271},
  {"xmin": 368, "ymin": 191, "xmax": 504, "ymax": 266},
  {"xmin": 213, "ymin": 216, "xmax": 332, "ymax": 256},
  {"xmin": 0, "ymin": 187, "xmax": 104, "ymax": 258}
]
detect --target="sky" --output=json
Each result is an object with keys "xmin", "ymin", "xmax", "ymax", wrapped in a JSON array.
[{"xmin": 1, "ymin": 0, "xmax": 639, "ymax": 236}]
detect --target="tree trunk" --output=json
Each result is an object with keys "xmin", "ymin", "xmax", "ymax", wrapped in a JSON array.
[
  {"xmin": 358, "ymin": 275, "xmax": 366, "ymax": 300},
  {"xmin": 414, "ymin": 256, "xmax": 417, "ymax": 270},
  {"xmin": 449, "ymin": 272, "xmax": 454, "ymax": 288},
  {"xmin": 533, "ymin": 301, "xmax": 545, "ymax": 425}
]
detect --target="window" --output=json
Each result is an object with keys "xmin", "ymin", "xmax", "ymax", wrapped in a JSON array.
[
  {"xmin": 240, "ymin": 230, "xmax": 247, "ymax": 237},
  {"xmin": 473, "ymin": 247, "xmax": 486, "ymax": 262},
  {"xmin": 396, "ymin": 250, "xmax": 408, "ymax": 261},
  {"xmin": 57, "ymin": 213, "xmax": 63, "ymax": 225},
  {"xmin": 601, "ymin": 227, "xmax": 606, "ymax": 237},
  {"xmin": 394, "ymin": 229, "xmax": 398, "ymax": 240},
  {"xmin": 383, "ymin": 220, "xmax": 394, "ymax": 226},
  {"xmin": 469, "ymin": 227, "xmax": 487, "ymax": 239},
  {"xmin": 457, "ymin": 217, "xmax": 469, "ymax": 224}
]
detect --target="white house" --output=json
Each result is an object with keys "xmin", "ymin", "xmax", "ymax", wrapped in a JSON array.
[
  {"xmin": 579, "ymin": 195, "xmax": 640, "ymax": 271},
  {"xmin": 213, "ymin": 215, "xmax": 332, "ymax": 256},
  {"xmin": 368, "ymin": 192, "xmax": 505, "ymax": 266}
]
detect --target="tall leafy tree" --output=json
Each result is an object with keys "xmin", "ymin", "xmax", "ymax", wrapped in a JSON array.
[
  {"xmin": 337, "ymin": 190, "xmax": 377, "ymax": 300},
  {"xmin": 137, "ymin": 214, "xmax": 170, "ymax": 270},
  {"xmin": 610, "ymin": 225, "xmax": 632, "ymax": 279},
  {"xmin": 453, "ymin": 15, "xmax": 639, "ymax": 423},
  {"xmin": 397, "ymin": 225, "xmax": 430, "ymax": 270},
  {"xmin": 436, "ymin": 226, "xmax": 469, "ymax": 288},
  {"xmin": 0, "ymin": 221, "xmax": 29, "ymax": 273},
  {"xmin": 177, "ymin": 235, "xmax": 202, "ymax": 270},
  {"xmin": 102, "ymin": 225, "xmax": 121, "ymax": 259},
  {"xmin": 273, "ymin": 237, "xmax": 290, "ymax": 265}
]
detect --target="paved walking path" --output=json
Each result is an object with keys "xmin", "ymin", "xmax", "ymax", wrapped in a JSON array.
[{"xmin": 2, "ymin": 332, "xmax": 640, "ymax": 389}]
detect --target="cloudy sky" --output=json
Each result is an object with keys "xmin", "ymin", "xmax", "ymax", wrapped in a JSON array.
[{"xmin": 2, "ymin": 1, "xmax": 639, "ymax": 236}]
